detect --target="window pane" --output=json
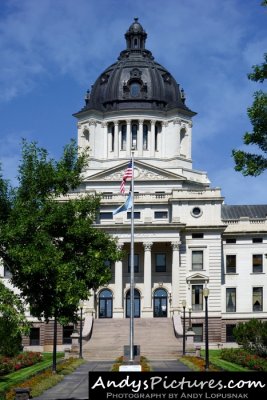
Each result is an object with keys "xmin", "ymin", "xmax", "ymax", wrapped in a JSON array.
[
  {"xmin": 63, "ymin": 326, "xmax": 74, "ymax": 344},
  {"xmin": 192, "ymin": 324, "xmax": 203, "ymax": 342},
  {"xmin": 226, "ymin": 324, "xmax": 236, "ymax": 342},
  {"xmin": 132, "ymin": 124, "xmax": 138, "ymax": 148},
  {"xmin": 143, "ymin": 124, "xmax": 148, "ymax": 150},
  {"xmin": 192, "ymin": 251, "xmax": 203, "ymax": 270},
  {"xmin": 121, "ymin": 124, "xmax": 126, "ymax": 150},
  {"xmin": 253, "ymin": 287, "xmax": 263, "ymax": 311},
  {"xmin": 30, "ymin": 328, "xmax": 40, "ymax": 346},
  {"xmin": 192, "ymin": 285, "xmax": 203, "ymax": 311},
  {"xmin": 226, "ymin": 288, "xmax": 236, "ymax": 312},
  {"xmin": 226, "ymin": 255, "xmax": 236, "ymax": 273},
  {"xmin": 127, "ymin": 212, "xmax": 140, "ymax": 219},
  {"xmin": 253, "ymin": 254, "xmax": 263, "ymax": 273},
  {"xmin": 154, "ymin": 211, "xmax": 168, "ymax": 219},
  {"xmin": 100, "ymin": 212, "xmax": 113, "ymax": 220},
  {"xmin": 155, "ymin": 253, "xmax": 166, "ymax": 272},
  {"xmin": 128, "ymin": 254, "xmax": 139, "ymax": 273}
]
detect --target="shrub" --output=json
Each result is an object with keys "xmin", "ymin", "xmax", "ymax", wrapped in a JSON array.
[
  {"xmin": 0, "ymin": 352, "xmax": 42, "ymax": 376},
  {"xmin": 221, "ymin": 348, "xmax": 267, "ymax": 371},
  {"xmin": 233, "ymin": 319, "xmax": 267, "ymax": 357}
]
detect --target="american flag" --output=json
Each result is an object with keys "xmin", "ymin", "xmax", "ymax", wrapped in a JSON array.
[{"xmin": 120, "ymin": 161, "xmax": 133, "ymax": 194}]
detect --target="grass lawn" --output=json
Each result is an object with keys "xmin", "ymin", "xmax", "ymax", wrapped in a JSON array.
[
  {"xmin": 0, "ymin": 352, "xmax": 64, "ymax": 394},
  {"xmin": 179, "ymin": 349, "xmax": 251, "ymax": 372},
  {"xmin": 201, "ymin": 349, "xmax": 251, "ymax": 372}
]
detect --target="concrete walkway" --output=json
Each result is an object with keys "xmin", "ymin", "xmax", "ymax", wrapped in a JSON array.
[{"xmin": 34, "ymin": 359, "xmax": 191, "ymax": 400}]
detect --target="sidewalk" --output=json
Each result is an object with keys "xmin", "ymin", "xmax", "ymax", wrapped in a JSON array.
[{"xmin": 34, "ymin": 359, "xmax": 191, "ymax": 400}]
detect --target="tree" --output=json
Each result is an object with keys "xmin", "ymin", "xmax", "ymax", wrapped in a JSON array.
[
  {"xmin": 232, "ymin": 4, "xmax": 267, "ymax": 176},
  {"xmin": 0, "ymin": 281, "xmax": 29, "ymax": 356},
  {"xmin": 0, "ymin": 140, "xmax": 121, "ymax": 366}
]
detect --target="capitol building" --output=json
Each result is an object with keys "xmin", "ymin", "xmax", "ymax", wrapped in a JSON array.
[{"xmin": 1, "ymin": 18, "xmax": 267, "ymax": 353}]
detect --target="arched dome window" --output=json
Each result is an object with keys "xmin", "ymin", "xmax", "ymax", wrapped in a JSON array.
[{"xmin": 130, "ymin": 82, "xmax": 141, "ymax": 97}]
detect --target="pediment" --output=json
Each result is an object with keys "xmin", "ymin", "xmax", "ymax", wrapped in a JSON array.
[
  {"xmin": 87, "ymin": 160, "xmax": 186, "ymax": 182},
  {"xmin": 186, "ymin": 273, "xmax": 209, "ymax": 283}
]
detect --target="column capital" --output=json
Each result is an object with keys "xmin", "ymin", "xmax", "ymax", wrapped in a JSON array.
[
  {"xmin": 126, "ymin": 119, "xmax": 131, "ymax": 125},
  {"xmin": 150, "ymin": 120, "xmax": 156, "ymax": 126},
  {"xmin": 143, "ymin": 242, "xmax": 153, "ymax": 251},
  {"xmin": 101, "ymin": 121, "xmax": 108, "ymax": 128},
  {"xmin": 173, "ymin": 118, "xmax": 181, "ymax": 125},
  {"xmin": 114, "ymin": 120, "xmax": 119, "ymax": 127},
  {"xmin": 171, "ymin": 241, "xmax": 181, "ymax": 250},
  {"xmin": 138, "ymin": 119, "xmax": 144, "ymax": 125}
]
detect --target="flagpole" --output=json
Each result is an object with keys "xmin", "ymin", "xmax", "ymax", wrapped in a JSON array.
[{"xmin": 129, "ymin": 149, "xmax": 135, "ymax": 362}]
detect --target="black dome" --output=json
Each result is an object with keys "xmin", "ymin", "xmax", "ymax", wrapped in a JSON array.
[{"xmin": 77, "ymin": 18, "xmax": 195, "ymax": 115}]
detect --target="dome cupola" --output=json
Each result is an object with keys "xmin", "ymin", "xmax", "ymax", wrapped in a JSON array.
[{"xmin": 76, "ymin": 19, "xmax": 195, "ymax": 116}]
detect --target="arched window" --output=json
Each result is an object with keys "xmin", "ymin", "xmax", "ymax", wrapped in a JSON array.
[
  {"xmin": 143, "ymin": 124, "xmax": 148, "ymax": 150},
  {"xmin": 99, "ymin": 289, "xmax": 113, "ymax": 318},
  {"xmin": 121, "ymin": 124, "xmax": 126, "ymax": 150},
  {"xmin": 83, "ymin": 128, "xmax": 89, "ymax": 142},
  {"xmin": 153, "ymin": 288, "xmax": 168, "ymax": 317},
  {"xmin": 130, "ymin": 82, "xmax": 140, "ymax": 97},
  {"xmin": 132, "ymin": 124, "xmax": 138, "ymax": 149},
  {"xmin": 126, "ymin": 289, "xmax": 140, "ymax": 318}
]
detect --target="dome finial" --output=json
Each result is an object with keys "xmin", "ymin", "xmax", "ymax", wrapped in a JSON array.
[{"xmin": 125, "ymin": 18, "xmax": 147, "ymax": 50}]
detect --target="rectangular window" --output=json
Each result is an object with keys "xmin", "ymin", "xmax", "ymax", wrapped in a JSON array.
[
  {"xmin": 253, "ymin": 254, "xmax": 263, "ymax": 273},
  {"xmin": 155, "ymin": 253, "xmax": 166, "ymax": 272},
  {"xmin": 226, "ymin": 324, "xmax": 236, "ymax": 342},
  {"xmin": 127, "ymin": 212, "xmax": 140, "ymax": 219},
  {"xmin": 154, "ymin": 211, "xmax": 168, "ymax": 219},
  {"xmin": 63, "ymin": 325, "xmax": 74, "ymax": 344},
  {"xmin": 192, "ymin": 233, "xmax": 204, "ymax": 239},
  {"xmin": 29, "ymin": 328, "xmax": 40, "ymax": 346},
  {"xmin": 253, "ymin": 287, "xmax": 263, "ymax": 311},
  {"xmin": 226, "ymin": 255, "xmax": 236, "ymax": 273},
  {"xmin": 192, "ymin": 324, "xmax": 203, "ymax": 342},
  {"xmin": 99, "ymin": 212, "xmax": 113, "ymax": 220},
  {"xmin": 192, "ymin": 250, "xmax": 203, "ymax": 271},
  {"xmin": 226, "ymin": 288, "xmax": 236, "ymax": 312},
  {"xmin": 192, "ymin": 285, "xmax": 203, "ymax": 311},
  {"xmin": 128, "ymin": 254, "xmax": 139, "ymax": 273},
  {"xmin": 253, "ymin": 238, "xmax": 263, "ymax": 243},
  {"xmin": 226, "ymin": 238, "xmax": 236, "ymax": 243}
]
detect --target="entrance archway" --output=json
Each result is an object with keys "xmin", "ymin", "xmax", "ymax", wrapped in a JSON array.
[
  {"xmin": 99, "ymin": 289, "xmax": 113, "ymax": 318},
  {"xmin": 126, "ymin": 289, "xmax": 141, "ymax": 318},
  {"xmin": 153, "ymin": 288, "xmax": 168, "ymax": 317}
]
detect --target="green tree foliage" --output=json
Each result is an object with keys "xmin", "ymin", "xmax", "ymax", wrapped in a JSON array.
[
  {"xmin": 233, "ymin": 319, "xmax": 267, "ymax": 357},
  {"xmin": 232, "ymin": 27, "xmax": 267, "ymax": 176},
  {"xmin": 0, "ymin": 281, "xmax": 29, "ymax": 356},
  {"xmin": 0, "ymin": 140, "xmax": 121, "ymax": 323}
]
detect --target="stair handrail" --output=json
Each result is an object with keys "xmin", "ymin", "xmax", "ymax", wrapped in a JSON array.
[
  {"xmin": 82, "ymin": 313, "xmax": 94, "ymax": 341},
  {"xmin": 173, "ymin": 314, "xmax": 183, "ymax": 337}
]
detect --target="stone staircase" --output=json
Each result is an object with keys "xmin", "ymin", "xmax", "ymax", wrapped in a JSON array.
[{"xmin": 83, "ymin": 318, "xmax": 183, "ymax": 360}]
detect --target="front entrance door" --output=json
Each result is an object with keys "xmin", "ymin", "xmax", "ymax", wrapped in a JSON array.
[
  {"xmin": 153, "ymin": 288, "xmax": 168, "ymax": 317},
  {"xmin": 99, "ymin": 289, "xmax": 113, "ymax": 318},
  {"xmin": 126, "ymin": 289, "xmax": 140, "ymax": 318}
]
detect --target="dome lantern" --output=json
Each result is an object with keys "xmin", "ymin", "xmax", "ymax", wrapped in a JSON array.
[{"xmin": 125, "ymin": 17, "xmax": 147, "ymax": 50}]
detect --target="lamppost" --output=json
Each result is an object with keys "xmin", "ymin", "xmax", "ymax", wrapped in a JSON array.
[
  {"xmin": 188, "ymin": 306, "xmax": 192, "ymax": 331},
  {"xmin": 182, "ymin": 300, "xmax": 186, "ymax": 355},
  {"xmin": 203, "ymin": 288, "xmax": 209, "ymax": 371},
  {"xmin": 79, "ymin": 302, "xmax": 83, "ymax": 359}
]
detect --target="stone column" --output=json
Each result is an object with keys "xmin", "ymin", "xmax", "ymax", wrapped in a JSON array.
[
  {"xmin": 126, "ymin": 119, "xmax": 131, "ymax": 157},
  {"xmin": 114, "ymin": 243, "xmax": 124, "ymax": 317},
  {"xmin": 143, "ymin": 242, "xmax": 153, "ymax": 311},
  {"xmin": 138, "ymin": 119, "xmax": 144, "ymax": 157},
  {"xmin": 114, "ymin": 121, "xmax": 119, "ymax": 158},
  {"xmin": 150, "ymin": 120, "xmax": 155, "ymax": 157},
  {"xmin": 101, "ymin": 121, "xmax": 108, "ymax": 159},
  {"xmin": 171, "ymin": 241, "xmax": 181, "ymax": 313}
]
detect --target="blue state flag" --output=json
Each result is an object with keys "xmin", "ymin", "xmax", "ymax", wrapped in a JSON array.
[{"xmin": 113, "ymin": 192, "xmax": 132, "ymax": 215}]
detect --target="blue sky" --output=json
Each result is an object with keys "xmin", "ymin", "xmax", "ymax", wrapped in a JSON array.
[{"xmin": 0, "ymin": 0, "xmax": 266, "ymax": 204}]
